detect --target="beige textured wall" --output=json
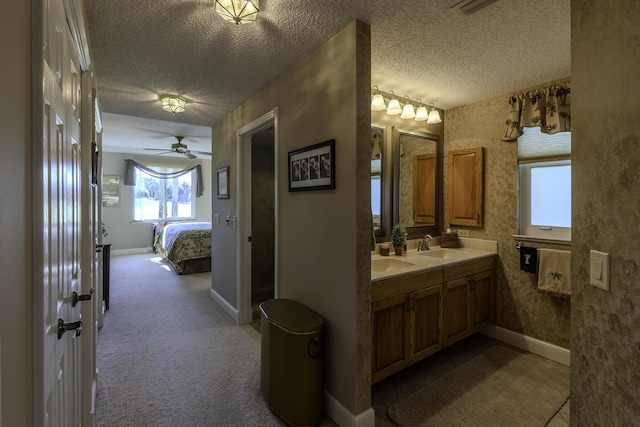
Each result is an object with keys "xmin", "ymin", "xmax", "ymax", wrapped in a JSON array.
[
  {"xmin": 0, "ymin": 0, "xmax": 33, "ymax": 424},
  {"xmin": 101, "ymin": 152, "xmax": 213, "ymax": 250},
  {"xmin": 571, "ymin": 1, "xmax": 640, "ymax": 423},
  {"xmin": 211, "ymin": 21, "xmax": 372, "ymax": 415},
  {"xmin": 445, "ymin": 90, "xmax": 571, "ymax": 348}
]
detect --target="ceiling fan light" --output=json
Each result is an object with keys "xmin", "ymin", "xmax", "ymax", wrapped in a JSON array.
[
  {"xmin": 214, "ymin": 0, "xmax": 259, "ymax": 25},
  {"xmin": 161, "ymin": 95, "xmax": 186, "ymax": 114}
]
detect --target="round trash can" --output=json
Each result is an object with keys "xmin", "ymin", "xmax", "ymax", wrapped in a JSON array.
[{"xmin": 260, "ymin": 298, "xmax": 324, "ymax": 427}]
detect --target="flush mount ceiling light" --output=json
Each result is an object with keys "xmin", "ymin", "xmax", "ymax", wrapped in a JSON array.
[
  {"xmin": 214, "ymin": 0, "xmax": 259, "ymax": 25},
  {"xmin": 161, "ymin": 95, "xmax": 187, "ymax": 114}
]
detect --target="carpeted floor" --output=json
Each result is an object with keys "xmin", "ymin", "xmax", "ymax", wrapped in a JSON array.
[{"xmin": 95, "ymin": 253, "xmax": 288, "ymax": 427}]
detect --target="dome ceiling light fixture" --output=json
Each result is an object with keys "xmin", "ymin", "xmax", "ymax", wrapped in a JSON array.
[
  {"xmin": 161, "ymin": 95, "xmax": 187, "ymax": 114},
  {"xmin": 214, "ymin": 0, "xmax": 260, "ymax": 25}
]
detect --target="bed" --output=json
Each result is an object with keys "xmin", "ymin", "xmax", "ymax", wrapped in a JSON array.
[{"xmin": 153, "ymin": 222, "xmax": 212, "ymax": 274}]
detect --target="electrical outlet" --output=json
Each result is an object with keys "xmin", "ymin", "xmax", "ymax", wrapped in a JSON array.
[
  {"xmin": 458, "ymin": 229, "xmax": 470, "ymax": 237},
  {"xmin": 214, "ymin": 213, "xmax": 220, "ymax": 224}
]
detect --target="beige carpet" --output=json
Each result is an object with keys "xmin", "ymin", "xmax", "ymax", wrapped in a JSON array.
[
  {"xmin": 94, "ymin": 253, "xmax": 287, "ymax": 427},
  {"xmin": 388, "ymin": 345, "xmax": 570, "ymax": 427}
]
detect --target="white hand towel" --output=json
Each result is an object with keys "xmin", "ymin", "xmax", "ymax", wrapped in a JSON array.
[{"xmin": 538, "ymin": 249, "xmax": 571, "ymax": 297}]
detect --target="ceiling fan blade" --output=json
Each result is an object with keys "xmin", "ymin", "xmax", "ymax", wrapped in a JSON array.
[
  {"xmin": 189, "ymin": 150, "xmax": 212, "ymax": 156},
  {"xmin": 184, "ymin": 152, "xmax": 197, "ymax": 159},
  {"xmin": 144, "ymin": 148, "xmax": 170, "ymax": 151}
]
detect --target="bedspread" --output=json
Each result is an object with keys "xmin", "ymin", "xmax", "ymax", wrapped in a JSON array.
[{"xmin": 158, "ymin": 222, "xmax": 212, "ymax": 274}]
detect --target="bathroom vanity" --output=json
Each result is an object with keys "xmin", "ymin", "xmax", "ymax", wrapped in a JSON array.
[{"xmin": 371, "ymin": 245, "xmax": 497, "ymax": 383}]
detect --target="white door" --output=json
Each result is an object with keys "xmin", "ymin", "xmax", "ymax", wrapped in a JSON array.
[{"xmin": 35, "ymin": 0, "xmax": 85, "ymax": 424}]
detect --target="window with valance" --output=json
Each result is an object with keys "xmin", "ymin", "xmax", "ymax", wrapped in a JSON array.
[{"xmin": 123, "ymin": 159, "xmax": 204, "ymax": 221}]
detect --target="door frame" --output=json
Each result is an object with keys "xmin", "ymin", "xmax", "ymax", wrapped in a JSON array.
[{"xmin": 236, "ymin": 108, "xmax": 279, "ymax": 325}]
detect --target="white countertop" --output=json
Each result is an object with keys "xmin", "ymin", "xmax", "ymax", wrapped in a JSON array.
[{"xmin": 371, "ymin": 238, "xmax": 498, "ymax": 282}]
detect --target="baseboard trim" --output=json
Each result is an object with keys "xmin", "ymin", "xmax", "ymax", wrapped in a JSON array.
[
  {"xmin": 209, "ymin": 289, "xmax": 239, "ymax": 324},
  {"xmin": 111, "ymin": 247, "xmax": 152, "ymax": 256},
  {"xmin": 324, "ymin": 391, "xmax": 375, "ymax": 427},
  {"xmin": 481, "ymin": 325, "xmax": 570, "ymax": 367}
]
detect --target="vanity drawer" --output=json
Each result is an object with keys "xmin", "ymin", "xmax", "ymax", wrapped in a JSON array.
[
  {"xmin": 443, "ymin": 255, "xmax": 496, "ymax": 282},
  {"xmin": 372, "ymin": 268, "xmax": 443, "ymax": 303}
]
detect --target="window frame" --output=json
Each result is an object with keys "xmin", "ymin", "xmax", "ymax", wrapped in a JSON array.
[
  {"xmin": 518, "ymin": 159, "xmax": 571, "ymax": 242},
  {"xmin": 132, "ymin": 167, "xmax": 197, "ymax": 223}
]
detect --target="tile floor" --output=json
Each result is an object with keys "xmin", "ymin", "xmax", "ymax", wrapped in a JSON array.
[{"xmin": 371, "ymin": 333, "xmax": 571, "ymax": 426}]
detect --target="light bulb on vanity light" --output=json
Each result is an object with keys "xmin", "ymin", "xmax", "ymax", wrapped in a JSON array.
[
  {"xmin": 427, "ymin": 103, "xmax": 442, "ymax": 124},
  {"xmin": 414, "ymin": 99, "xmax": 428, "ymax": 121},
  {"xmin": 371, "ymin": 85, "xmax": 386, "ymax": 111},
  {"xmin": 386, "ymin": 91, "xmax": 402, "ymax": 115},
  {"xmin": 400, "ymin": 96, "xmax": 416, "ymax": 119}
]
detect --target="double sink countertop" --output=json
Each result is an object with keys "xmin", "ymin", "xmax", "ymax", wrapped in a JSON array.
[{"xmin": 371, "ymin": 237, "xmax": 498, "ymax": 282}]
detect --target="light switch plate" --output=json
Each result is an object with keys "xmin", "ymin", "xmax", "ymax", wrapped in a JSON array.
[{"xmin": 590, "ymin": 250, "xmax": 610, "ymax": 291}]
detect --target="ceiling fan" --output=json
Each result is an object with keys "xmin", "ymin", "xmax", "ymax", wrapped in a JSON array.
[{"xmin": 144, "ymin": 136, "xmax": 211, "ymax": 159}]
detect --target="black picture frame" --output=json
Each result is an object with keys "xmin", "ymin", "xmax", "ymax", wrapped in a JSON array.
[
  {"xmin": 217, "ymin": 166, "xmax": 229, "ymax": 199},
  {"xmin": 288, "ymin": 139, "xmax": 335, "ymax": 192}
]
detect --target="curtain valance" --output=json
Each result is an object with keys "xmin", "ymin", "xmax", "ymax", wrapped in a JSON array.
[
  {"xmin": 123, "ymin": 159, "xmax": 204, "ymax": 197},
  {"xmin": 502, "ymin": 83, "xmax": 571, "ymax": 142}
]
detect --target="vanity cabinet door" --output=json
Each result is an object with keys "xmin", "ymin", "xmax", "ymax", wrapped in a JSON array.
[
  {"xmin": 413, "ymin": 153, "xmax": 436, "ymax": 225},
  {"xmin": 469, "ymin": 269, "xmax": 496, "ymax": 334},
  {"xmin": 447, "ymin": 147, "xmax": 483, "ymax": 226},
  {"xmin": 442, "ymin": 277, "xmax": 470, "ymax": 347},
  {"xmin": 409, "ymin": 285, "xmax": 442, "ymax": 364},
  {"xmin": 372, "ymin": 294, "xmax": 409, "ymax": 383}
]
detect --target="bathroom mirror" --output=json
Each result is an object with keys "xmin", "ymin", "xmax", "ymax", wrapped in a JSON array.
[
  {"xmin": 392, "ymin": 126, "xmax": 442, "ymax": 238},
  {"xmin": 371, "ymin": 125, "xmax": 392, "ymax": 239}
]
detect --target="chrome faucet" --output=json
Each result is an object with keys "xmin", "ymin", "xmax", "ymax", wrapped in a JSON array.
[{"xmin": 417, "ymin": 234, "xmax": 433, "ymax": 251}]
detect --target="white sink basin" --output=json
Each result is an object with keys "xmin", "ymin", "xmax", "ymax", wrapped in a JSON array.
[
  {"xmin": 418, "ymin": 249, "xmax": 465, "ymax": 259},
  {"xmin": 371, "ymin": 258, "xmax": 415, "ymax": 272}
]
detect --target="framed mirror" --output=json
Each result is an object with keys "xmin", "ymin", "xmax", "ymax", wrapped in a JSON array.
[
  {"xmin": 392, "ymin": 126, "xmax": 442, "ymax": 239},
  {"xmin": 371, "ymin": 125, "xmax": 392, "ymax": 240}
]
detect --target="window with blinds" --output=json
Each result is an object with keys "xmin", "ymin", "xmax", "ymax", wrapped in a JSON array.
[
  {"xmin": 518, "ymin": 126, "xmax": 571, "ymax": 162},
  {"xmin": 517, "ymin": 127, "xmax": 572, "ymax": 241}
]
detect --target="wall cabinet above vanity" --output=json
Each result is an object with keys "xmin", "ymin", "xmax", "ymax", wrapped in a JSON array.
[{"xmin": 447, "ymin": 146, "xmax": 484, "ymax": 227}]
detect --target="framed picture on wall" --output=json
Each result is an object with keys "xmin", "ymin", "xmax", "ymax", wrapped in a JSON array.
[
  {"xmin": 102, "ymin": 175, "xmax": 121, "ymax": 207},
  {"xmin": 288, "ymin": 139, "xmax": 335, "ymax": 192},
  {"xmin": 217, "ymin": 166, "xmax": 229, "ymax": 199}
]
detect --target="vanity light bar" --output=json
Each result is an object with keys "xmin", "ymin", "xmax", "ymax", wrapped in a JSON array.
[{"xmin": 371, "ymin": 87, "xmax": 442, "ymax": 123}]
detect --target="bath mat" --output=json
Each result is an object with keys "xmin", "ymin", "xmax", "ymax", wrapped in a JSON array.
[{"xmin": 388, "ymin": 345, "xmax": 569, "ymax": 427}]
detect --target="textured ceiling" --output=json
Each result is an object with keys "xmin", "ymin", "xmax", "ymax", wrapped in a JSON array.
[{"xmin": 84, "ymin": 0, "xmax": 570, "ymax": 155}]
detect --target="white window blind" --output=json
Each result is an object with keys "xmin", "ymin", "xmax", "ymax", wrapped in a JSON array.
[{"xmin": 517, "ymin": 126, "xmax": 571, "ymax": 161}]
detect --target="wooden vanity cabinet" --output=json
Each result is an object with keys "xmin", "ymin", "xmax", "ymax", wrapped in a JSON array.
[
  {"xmin": 371, "ymin": 255, "xmax": 496, "ymax": 383},
  {"xmin": 371, "ymin": 294, "xmax": 410, "ymax": 382},
  {"xmin": 442, "ymin": 256, "xmax": 496, "ymax": 347},
  {"xmin": 409, "ymin": 285, "xmax": 443, "ymax": 363},
  {"xmin": 447, "ymin": 146, "xmax": 483, "ymax": 226},
  {"xmin": 371, "ymin": 269, "xmax": 443, "ymax": 383}
]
